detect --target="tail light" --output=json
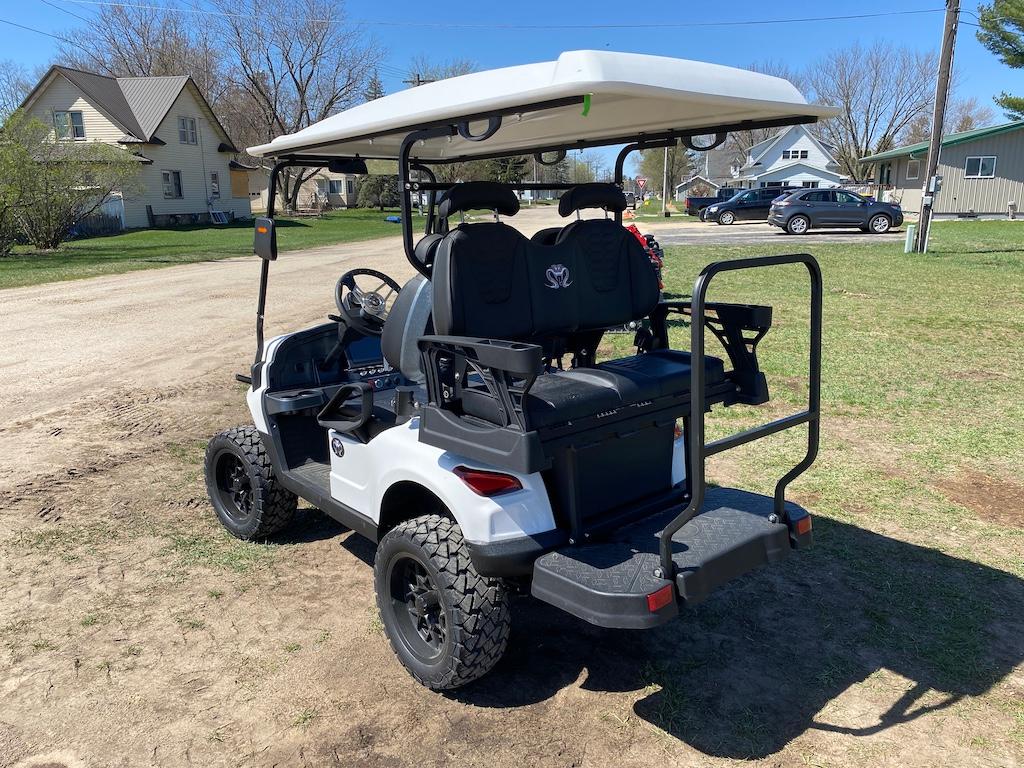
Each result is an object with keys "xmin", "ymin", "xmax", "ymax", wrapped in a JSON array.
[
  {"xmin": 794, "ymin": 515, "xmax": 812, "ymax": 535},
  {"xmin": 453, "ymin": 466, "xmax": 523, "ymax": 496}
]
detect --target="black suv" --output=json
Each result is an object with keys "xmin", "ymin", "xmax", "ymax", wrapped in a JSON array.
[
  {"xmin": 704, "ymin": 187, "xmax": 800, "ymax": 225},
  {"xmin": 768, "ymin": 188, "xmax": 903, "ymax": 235}
]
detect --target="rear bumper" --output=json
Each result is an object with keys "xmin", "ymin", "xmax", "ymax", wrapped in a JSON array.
[
  {"xmin": 466, "ymin": 529, "xmax": 567, "ymax": 578},
  {"xmin": 530, "ymin": 487, "xmax": 806, "ymax": 629}
]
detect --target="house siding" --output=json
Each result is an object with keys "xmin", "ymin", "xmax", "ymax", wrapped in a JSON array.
[
  {"xmin": 120, "ymin": 87, "xmax": 251, "ymax": 228},
  {"xmin": 248, "ymin": 169, "xmax": 359, "ymax": 212},
  {"xmin": 873, "ymin": 127, "xmax": 1024, "ymax": 216},
  {"xmin": 735, "ymin": 125, "xmax": 843, "ymax": 188},
  {"xmin": 27, "ymin": 74, "xmax": 126, "ymax": 143}
]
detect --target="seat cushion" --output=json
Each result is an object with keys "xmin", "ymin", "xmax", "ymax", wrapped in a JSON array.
[
  {"xmin": 461, "ymin": 369, "xmax": 622, "ymax": 430},
  {"xmin": 460, "ymin": 351, "xmax": 726, "ymax": 430},
  {"xmin": 598, "ymin": 350, "xmax": 726, "ymax": 398}
]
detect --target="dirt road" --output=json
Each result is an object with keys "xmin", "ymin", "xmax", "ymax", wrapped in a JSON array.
[{"xmin": 1, "ymin": 213, "xmax": 1019, "ymax": 768}]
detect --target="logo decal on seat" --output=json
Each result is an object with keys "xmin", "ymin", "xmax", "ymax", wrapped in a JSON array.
[{"xmin": 545, "ymin": 264, "xmax": 572, "ymax": 289}]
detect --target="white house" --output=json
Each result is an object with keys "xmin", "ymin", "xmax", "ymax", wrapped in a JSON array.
[
  {"xmin": 247, "ymin": 168, "xmax": 362, "ymax": 213},
  {"xmin": 731, "ymin": 124, "xmax": 846, "ymax": 189},
  {"xmin": 20, "ymin": 66, "xmax": 252, "ymax": 229}
]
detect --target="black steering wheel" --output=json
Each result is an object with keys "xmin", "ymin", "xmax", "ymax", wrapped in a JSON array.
[{"xmin": 335, "ymin": 268, "xmax": 402, "ymax": 337}]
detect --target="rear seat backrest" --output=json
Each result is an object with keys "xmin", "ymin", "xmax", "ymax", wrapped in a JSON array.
[{"xmin": 431, "ymin": 182, "xmax": 659, "ymax": 343}]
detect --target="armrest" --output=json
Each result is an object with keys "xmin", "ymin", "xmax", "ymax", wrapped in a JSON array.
[
  {"xmin": 317, "ymin": 382, "xmax": 373, "ymax": 433},
  {"xmin": 418, "ymin": 335, "xmax": 544, "ymax": 378},
  {"xmin": 417, "ymin": 335, "xmax": 544, "ymax": 431}
]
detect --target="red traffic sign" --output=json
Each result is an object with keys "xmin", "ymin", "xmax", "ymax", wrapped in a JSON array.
[{"xmin": 635, "ymin": 177, "xmax": 648, "ymax": 190}]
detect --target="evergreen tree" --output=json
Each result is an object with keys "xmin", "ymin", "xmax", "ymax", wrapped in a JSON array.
[
  {"xmin": 976, "ymin": 0, "xmax": 1024, "ymax": 119},
  {"xmin": 364, "ymin": 68, "xmax": 385, "ymax": 101}
]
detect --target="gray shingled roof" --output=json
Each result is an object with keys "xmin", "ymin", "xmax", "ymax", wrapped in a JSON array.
[
  {"xmin": 24, "ymin": 67, "xmax": 234, "ymax": 148},
  {"xmin": 52, "ymin": 66, "xmax": 146, "ymax": 139}
]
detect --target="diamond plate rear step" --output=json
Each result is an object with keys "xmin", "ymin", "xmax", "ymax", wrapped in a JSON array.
[{"xmin": 530, "ymin": 487, "xmax": 795, "ymax": 629}]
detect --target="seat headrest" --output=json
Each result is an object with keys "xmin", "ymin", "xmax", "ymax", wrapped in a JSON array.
[
  {"xmin": 413, "ymin": 233, "xmax": 442, "ymax": 268},
  {"xmin": 438, "ymin": 181, "xmax": 520, "ymax": 219},
  {"xmin": 558, "ymin": 183, "xmax": 627, "ymax": 217}
]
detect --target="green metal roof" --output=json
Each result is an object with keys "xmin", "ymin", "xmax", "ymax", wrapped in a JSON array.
[{"xmin": 859, "ymin": 120, "xmax": 1024, "ymax": 164}]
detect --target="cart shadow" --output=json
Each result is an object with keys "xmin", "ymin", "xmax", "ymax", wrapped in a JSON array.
[{"xmin": 451, "ymin": 512, "xmax": 1024, "ymax": 759}]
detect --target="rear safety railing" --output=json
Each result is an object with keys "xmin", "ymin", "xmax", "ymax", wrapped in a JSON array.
[{"xmin": 657, "ymin": 253, "xmax": 822, "ymax": 578}]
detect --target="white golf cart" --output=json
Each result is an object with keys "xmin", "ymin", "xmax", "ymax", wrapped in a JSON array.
[{"xmin": 204, "ymin": 51, "xmax": 834, "ymax": 690}]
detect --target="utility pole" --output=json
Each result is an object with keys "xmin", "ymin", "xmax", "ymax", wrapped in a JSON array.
[
  {"xmin": 402, "ymin": 74, "xmax": 435, "ymax": 87},
  {"xmin": 914, "ymin": 0, "xmax": 959, "ymax": 252},
  {"xmin": 661, "ymin": 146, "xmax": 670, "ymax": 217}
]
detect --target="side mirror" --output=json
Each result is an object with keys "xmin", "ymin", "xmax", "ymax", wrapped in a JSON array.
[
  {"xmin": 254, "ymin": 217, "xmax": 277, "ymax": 261},
  {"xmin": 327, "ymin": 157, "xmax": 368, "ymax": 175}
]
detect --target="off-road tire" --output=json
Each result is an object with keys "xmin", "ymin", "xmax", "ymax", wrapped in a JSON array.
[
  {"xmin": 717, "ymin": 210, "xmax": 736, "ymax": 225},
  {"xmin": 204, "ymin": 425, "xmax": 297, "ymax": 540},
  {"xmin": 786, "ymin": 214, "xmax": 810, "ymax": 235},
  {"xmin": 374, "ymin": 514, "xmax": 511, "ymax": 690}
]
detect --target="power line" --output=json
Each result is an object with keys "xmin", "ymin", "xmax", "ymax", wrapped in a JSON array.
[
  {"xmin": 54, "ymin": 0, "xmax": 945, "ymax": 31},
  {"xmin": 37, "ymin": 0, "xmax": 95, "ymax": 23},
  {"xmin": 0, "ymin": 16, "xmax": 85, "ymax": 47}
]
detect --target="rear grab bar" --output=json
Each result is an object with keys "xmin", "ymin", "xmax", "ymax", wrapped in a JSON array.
[{"xmin": 658, "ymin": 253, "xmax": 823, "ymax": 577}]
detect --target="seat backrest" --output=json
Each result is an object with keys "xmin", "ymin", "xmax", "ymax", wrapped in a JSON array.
[
  {"xmin": 382, "ymin": 274, "xmax": 432, "ymax": 382},
  {"xmin": 431, "ymin": 182, "xmax": 659, "ymax": 342}
]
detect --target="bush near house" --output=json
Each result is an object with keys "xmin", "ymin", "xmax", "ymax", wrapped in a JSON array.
[
  {"xmin": 356, "ymin": 175, "xmax": 400, "ymax": 210},
  {"xmin": 0, "ymin": 111, "xmax": 141, "ymax": 253}
]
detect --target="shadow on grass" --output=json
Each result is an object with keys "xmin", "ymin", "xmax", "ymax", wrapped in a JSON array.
[{"xmin": 449, "ymin": 490, "xmax": 1024, "ymax": 759}]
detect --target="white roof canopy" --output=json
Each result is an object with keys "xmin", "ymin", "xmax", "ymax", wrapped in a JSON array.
[{"xmin": 248, "ymin": 50, "xmax": 838, "ymax": 161}]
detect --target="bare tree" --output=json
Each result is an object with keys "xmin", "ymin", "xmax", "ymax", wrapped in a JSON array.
[
  {"xmin": 406, "ymin": 55, "xmax": 477, "ymax": 84},
  {"xmin": 212, "ymin": 0, "xmax": 382, "ymax": 208},
  {"xmin": 727, "ymin": 61, "xmax": 808, "ymax": 159},
  {"xmin": 900, "ymin": 95, "xmax": 997, "ymax": 144},
  {"xmin": 633, "ymin": 145, "xmax": 692, "ymax": 191},
  {"xmin": 58, "ymin": 2, "xmax": 228, "ymax": 107},
  {"xmin": 0, "ymin": 60, "xmax": 33, "ymax": 120},
  {"xmin": 805, "ymin": 42, "xmax": 937, "ymax": 180}
]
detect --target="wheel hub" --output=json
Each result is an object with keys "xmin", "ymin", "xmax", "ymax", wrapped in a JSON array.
[
  {"xmin": 215, "ymin": 452, "xmax": 253, "ymax": 521},
  {"xmin": 389, "ymin": 556, "xmax": 447, "ymax": 658}
]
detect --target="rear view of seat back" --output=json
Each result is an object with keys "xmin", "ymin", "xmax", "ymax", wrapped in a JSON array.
[{"xmin": 432, "ymin": 182, "xmax": 659, "ymax": 344}]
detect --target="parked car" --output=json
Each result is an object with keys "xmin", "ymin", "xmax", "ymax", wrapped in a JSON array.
[
  {"xmin": 768, "ymin": 188, "xmax": 903, "ymax": 234},
  {"xmin": 704, "ymin": 187, "xmax": 800, "ymax": 224},
  {"xmin": 624, "ymin": 190, "xmax": 637, "ymax": 209},
  {"xmin": 683, "ymin": 187, "xmax": 739, "ymax": 216}
]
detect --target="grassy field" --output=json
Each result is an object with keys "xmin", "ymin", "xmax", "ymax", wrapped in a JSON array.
[
  {"xmin": 0, "ymin": 217, "xmax": 1021, "ymax": 765},
  {"xmin": 0, "ymin": 208, "xmax": 413, "ymax": 290},
  {"xmin": 602, "ymin": 219, "xmax": 1024, "ymax": 757}
]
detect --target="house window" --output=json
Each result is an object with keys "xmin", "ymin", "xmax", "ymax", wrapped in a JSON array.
[
  {"xmin": 800, "ymin": 150, "xmax": 809, "ymax": 159},
  {"xmin": 328, "ymin": 180, "xmax": 344, "ymax": 194},
  {"xmin": 162, "ymin": 170, "xmax": 183, "ymax": 199},
  {"xmin": 802, "ymin": 181, "xmax": 819, "ymax": 188},
  {"xmin": 178, "ymin": 117, "xmax": 197, "ymax": 144},
  {"xmin": 210, "ymin": 172, "xmax": 220, "ymax": 198},
  {"xmin": 906, "ymin": 159, "xmax": 921, "ymax": 180},
  {"xmin": 346, "ymin": 179, "xmax": 354, "ymax": 195},
  {"xmin": 964, "ymin": 156, "xmax": 996, "ymax": 178},
  {"xmin": 54, "ymin": 110, "xmax": 85, "ymax": 140}
]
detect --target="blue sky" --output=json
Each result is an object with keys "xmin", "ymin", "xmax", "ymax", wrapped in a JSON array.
[
  {"xmin": 3, "ymin": 0, "xmax": 1018, "ymax": 168},
  {"xmin": 3, "ymin": 0, "xmax": 1016, "ymax": 110}
]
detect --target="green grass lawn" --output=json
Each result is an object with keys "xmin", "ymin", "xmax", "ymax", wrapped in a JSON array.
[
  {"xmin": 602, "ymin": 220, "xmax": 1024, "ymax": 756},
  {"xmin": 0, "ymin": 208, "xmax": 414, "ymax": 290}
]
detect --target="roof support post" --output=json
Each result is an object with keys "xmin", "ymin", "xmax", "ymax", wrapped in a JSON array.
[{"xmin": 399, "ymin": 126, "xmax": 455, "ymax": 277}]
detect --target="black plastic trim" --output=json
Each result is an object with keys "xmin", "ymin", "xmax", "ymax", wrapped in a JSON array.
[{"xmin": 465, "ymin": 529, "xmax": 568, "ymax": 578}]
